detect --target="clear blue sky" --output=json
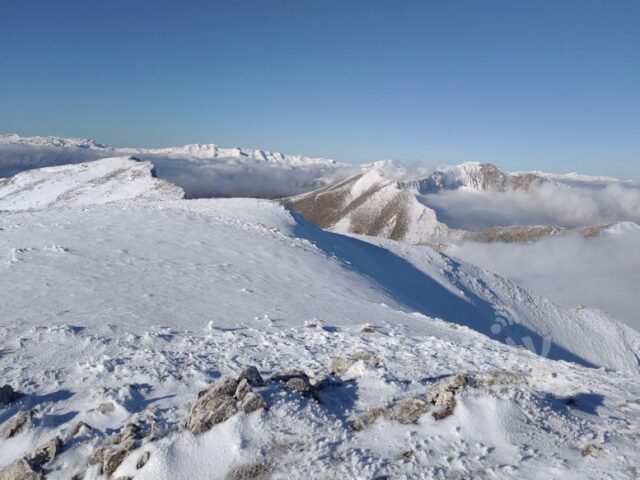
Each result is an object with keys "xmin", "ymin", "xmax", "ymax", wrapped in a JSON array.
[{"xmin": 1, "ymin": 1, "xmax": 639, "ymax": 178}]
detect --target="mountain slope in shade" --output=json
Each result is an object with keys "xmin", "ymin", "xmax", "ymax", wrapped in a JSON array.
[{"xmin": 0, "ymin": 156, "xmax": 184, "ymax": 210}]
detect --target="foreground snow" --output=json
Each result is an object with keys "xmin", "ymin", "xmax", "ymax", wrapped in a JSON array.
[
  {"xmin": 1, "ymin": 192, "xmax": 640, "ymax": 478},
  {"xmin": 0, "ymin": 157, "xmax": 184, "ymax": 210}
]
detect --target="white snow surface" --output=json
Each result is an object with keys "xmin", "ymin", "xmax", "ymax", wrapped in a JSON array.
[
  {"xmin": 0, "ymin": 156, "xmax": 184, "ymax": 210},
  {"xmin": 1, "ymin": 167, "xmax": 640, "ymax": 478}
]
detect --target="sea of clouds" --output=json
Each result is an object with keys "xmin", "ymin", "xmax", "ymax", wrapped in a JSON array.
[
  {"xmin": 422, "ymin": 181, "xmax": 640, "ymax": 329},
  {"xmin": 452, "ymin": 225, "xmax": 640, "ymax": 330},
  {"xmin": 421, "ymin": 181, "xmax": 640, "ymax": 230}
]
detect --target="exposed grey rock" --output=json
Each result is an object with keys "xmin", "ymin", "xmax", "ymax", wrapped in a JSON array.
[
  {"xmin": 235, "ymin": 379, "xmax": 252, "ymax": 401},
  {"xmin": 136, "ymin": 450, "xmax": 150, "ymax": 469},
  {"xmin": 110, "ymin": 423, "xmax": 140, "ymax": 445},
  {"xmin": 64, "ymin": 421, "xmax": 93, "ymax": 443},
  {"xmin": 0, "ymin": 459, "xmax": 43, "ymax": 480},
  {"xmin": 426, "ymin": 375, "xmax": 469, "ymax": 420},
  {"xmin": 581, "ymin": 443, "xmax": 603, "ymax": 457},
  {"xmin": 354, "ymin": 374, "xmax": 470, "ymax": 429},
  {"xmin": 103, "ymin": 447, "xmax": 130, "ymax": 476},
  {"xmin": 186, "ymin": 370, "xmax": 268, "ymax": 434},
  {"xmin": 226, "ymin": 461, "xmax": 271, "ymax": 480},
  {"xmin": 0, "ymin": 384, "xmax": 22, "ymax": 405},
  {"xmin": 186, "ymin": 377, "xmax": 240, "ymax": 434},
  {"xmin": 241, "ymin": 391, "xmax": 267, "ymax": 413},
  {"xmin": 272, "ymin": 370, "xmax": 313, "ymax": 394},
  {"xmin": 330, "ymin": 350, "xmax": 381, "ymax": 375},
  {"xmin": 282, "ymin": 376, "xmax": 313, "ymax": 395},
  {"xmin": 26, "ymin": 436, "xmax": 63, "ymax": 466},
  {"xmin": 98, "ymin": 402, "xmax": 116, "ymax": 413},
  {"xmin": 360, "ymin": 324, "xmax": 376, "ymax": 333},
  {"xmin": 88, "ymin": 446, "xmax": 106, "ymax": 466},
  {"xmin": 352, "ymin": 407, "xmax": 385, "ymax": 431},
  {"xmin": 237, "ymin": 366, "xmax": 264, "ymax": 386},
  {"xmin": 385, "ymin": 397, "xmax": 430, "ymax": 424},
  {"xmin": 476, "ymin": 370, "xmax": 527, "ymax": 389},
  {"xmin": 472, "ymin": 225, "xmax": 565, "ymax": 244},
  {"xmin": 270, "ymin": 369, "xmax": 308, "ymax": 382},
  {"xmin": 0, "ymin": 409, "xmax": 35, "ymax": 439}
]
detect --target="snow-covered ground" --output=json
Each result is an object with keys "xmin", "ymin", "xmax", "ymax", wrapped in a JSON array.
[
  {"xmin": 1, "ymin": 158, "xmax": 640, "ymax": 479},
  {"xmin": 0, "ymin": 157, "xmax": 184, "ymax": 211}
]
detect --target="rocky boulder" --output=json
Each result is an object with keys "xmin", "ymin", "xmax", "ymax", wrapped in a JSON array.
[
  {"xmin": 329, "ymin": 351, "xmax": 381, "ymax": 376},
  {"xmin": 0, "ymin": 409, "xmax": 35, "ymax": 439},
  {"xmin": 0, "ymin": 384, "xmax": 23, "ymax": 405},
  {"xmin": 0, "ymin": 459, "xmax": 42, "ymax": 480},
  {"xmin": 186, "ymin": 367, "xmax": 267, "ymax": 435},
  {"xmin": 353, "ymin": 374, "xmax": 469, "ymax": 429},
  {"xmin": 26, "ymin": 436, "xmax": 63, "ymax": 467}
]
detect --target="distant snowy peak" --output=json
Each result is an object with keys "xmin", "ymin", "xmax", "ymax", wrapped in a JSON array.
[
  {"xmin": 0, "ymin": 134, "xmax": 342, "ymax": 168},
  {"xmin": 0, "ymin": 134, "xmax": 353, "ymax": 198},
  {"xmin": 0, "ymin": 156, "xmax": 184, "ymax": 211},
  {"xmin": 399, "ymin": 162, "xmax": 546, "ymax": 193},
  {"xmin": 127, "ymin": 143, "xmax": 339, "ymax": 167},
  {"xmin": 0, "ymin": 133, "xmax": 108, "ymax": 149},
  {"xmin": 284, "ymin": 161, "xmax": 547, "ymax": 244},
  {"xmin": 284, "ymin": 168, "xmax": 450, "ymax": 244}
]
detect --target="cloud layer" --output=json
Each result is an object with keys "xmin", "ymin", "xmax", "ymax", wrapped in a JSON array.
[
  {"xmin": 452, "ymin": 225, "xmax": 640, "ymax": 330},
  {"xmin": 421, "ymin": 182, "xmax": 640, "ymax": 230}
]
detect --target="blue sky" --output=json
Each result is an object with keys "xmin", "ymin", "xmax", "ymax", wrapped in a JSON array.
[{"xmin": 1, "ymin": 0, "xmax": 639, "ymax": 178}]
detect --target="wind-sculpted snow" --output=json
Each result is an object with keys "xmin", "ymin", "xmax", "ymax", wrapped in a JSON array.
[
  {"xmin": 1, "ymin": 197, "xmax": 640, "ymax": 478},
  {"xmin": 0, "ymin": 156, "xmax": 184, "ymax": 210}
]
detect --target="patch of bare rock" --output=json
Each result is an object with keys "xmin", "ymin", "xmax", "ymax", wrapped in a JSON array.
[
  {"xmin": 185, "ymin": 365, "xmax": 268, "ymax": 434},
  {"xmin": 353, "ymin": 374, "xmax": 469, "ymax": 430}
]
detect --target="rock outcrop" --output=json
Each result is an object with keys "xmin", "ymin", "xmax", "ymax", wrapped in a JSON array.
[
  {"xmin": 354, "ymin": 375, "xmax": 469, "ymax": 429},
  {"xmin": 0, "ymin": 384, "xmax": 23, "ymax": 405},
  {"xmin": 0, "ymin": 409, "xmax": 35, "ymax": 439},
  {"xmin": 185, "ymin": 367, "xmax": 267, "ymax": 435}
]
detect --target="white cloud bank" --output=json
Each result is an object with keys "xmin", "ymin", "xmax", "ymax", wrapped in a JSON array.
[
  {"xmin": 452, "ymin": 224, "xmax": 640, "ymax": 330},
  {"xmin": 421, "ymin": 182, "xmax": 640, "ymax": 230}
]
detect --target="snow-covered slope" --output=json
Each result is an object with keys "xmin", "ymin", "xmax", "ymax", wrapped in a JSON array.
[
  {"xmin": 0, "ymin": 157, "xmax": 184, "ymax": 210},
  {"xmin": 1, "ymin": 158, "xmax": 640, "ymax": 478},
  {"xmin": 0, "ymin": 134, "xmax": 354, "ymax": 198},
  {"xmin": 284, "ymin": 162, "xmax": 451, "ymax": 244}
]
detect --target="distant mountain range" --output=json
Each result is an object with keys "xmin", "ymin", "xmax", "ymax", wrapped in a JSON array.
[{"xmin": 2, "ymin": 134, "xmax": 638, "ymax": 246}]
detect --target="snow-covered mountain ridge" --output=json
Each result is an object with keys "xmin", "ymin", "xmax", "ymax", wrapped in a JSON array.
[
  {"xmin": 0, "ymin": 134, "xmax": 355, "ymax": 198},
  {"xmin": 0, "ymin": 134, "xmax": 339, "ymax": 166},
  {"xmin": 0, "ymin": 156, "xmax": 184, "ymax": 211},
  {"xmin": 1, "ymin": 158, "xmax": 640, "ymax": 478}
]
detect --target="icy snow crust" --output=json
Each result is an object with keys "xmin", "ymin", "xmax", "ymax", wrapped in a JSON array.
[{"xmin": 1, "ymin": 160, "xmax": 640, "ymax": 478}]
